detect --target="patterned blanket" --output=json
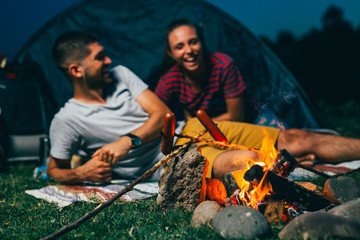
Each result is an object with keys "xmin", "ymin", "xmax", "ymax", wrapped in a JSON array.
[{"xmin": 25, "ymin": 180, "xmax": 158, "ymax": 208}]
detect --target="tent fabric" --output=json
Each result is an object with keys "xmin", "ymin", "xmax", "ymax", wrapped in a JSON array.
[
  {"xmin": 10, "ymin": 0, "xmax": 321, "ymax": 135},
  {"xmin": 0, "ymin": 62, "xmax": 54, "ymax": 134}
]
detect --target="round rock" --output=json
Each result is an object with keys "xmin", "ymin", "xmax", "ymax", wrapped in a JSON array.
[
  {"xmin": 323, "ymin": 176, "xmax": 360, "ymax": 204},
  {"xmin": 329, "ymin": 198, "xmax": 360, "ymax": 225},
  {"xmin": 212, "ymin": 205, "xmax": 272, "ymax": 240},
  {"xmin": 278, "ymin": 212, "xmax": 360, "ymax": 240},
  {"xmin": 191, "ymin": 200, "xmax": 222, "ymax": 228}
]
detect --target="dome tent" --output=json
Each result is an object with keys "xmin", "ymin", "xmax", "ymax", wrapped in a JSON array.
[{"xmin": 1, "ymin": 0, "xmax": 321, "ymax": 161}]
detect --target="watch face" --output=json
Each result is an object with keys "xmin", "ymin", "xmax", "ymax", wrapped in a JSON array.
[
  {"xmin": 127, "ymin": 134, "xmax": 141, "ymax": 147},
  {"xmin": 132, "ymin": 135, "xmax": 141, "ymax": 147}
]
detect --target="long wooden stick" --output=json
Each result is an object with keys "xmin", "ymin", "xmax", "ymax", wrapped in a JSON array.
[
  {"xmin": 176, "ymin": 133, "xmax": 261, "ymax": 153},
  {"xmin": 297, "ymin": 163, "xmax": 332, "ymax": 179},
  {"xmin": 40, "ymin": 132, "xmax": 204, "ymax": 240},
  {"xmin": 40, "ymin": 144, "xmax": 189, "ymax": 239}
]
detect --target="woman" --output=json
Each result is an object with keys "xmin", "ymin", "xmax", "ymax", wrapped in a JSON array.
[{"xmin": 155, "ymin": 19, "xmax": 247, "ymax": 122}]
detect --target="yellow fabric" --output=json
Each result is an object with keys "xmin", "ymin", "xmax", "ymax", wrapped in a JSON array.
[{"xmin": 175, "ymin": 118, "xmax": 280, "ymax": 178}]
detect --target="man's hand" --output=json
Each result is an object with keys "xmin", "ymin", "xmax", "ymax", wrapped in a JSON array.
[
  {"xmin": 92, "ymin": 136, "xmax": 133, "ymax": 164},
  {"xmin": 296, "ymin": 153, "xmax": 316, "ymax": 166},
  {"xmin": 79, "ymin": 157, "xmax": 112, "ymax": 182},
  {"xmin": 47, "ymin": 155, "xmax": 112, "ymax": 184}
]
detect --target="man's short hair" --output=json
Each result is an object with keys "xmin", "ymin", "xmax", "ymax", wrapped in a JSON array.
[{"xmin": 52, "ymin": 31, "xmax": 99, "ymax": 77}]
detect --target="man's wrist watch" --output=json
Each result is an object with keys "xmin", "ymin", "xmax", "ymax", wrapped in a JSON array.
[{"xmin": 126, "ymin": 133, "xmax": 141, "ymax": 148}]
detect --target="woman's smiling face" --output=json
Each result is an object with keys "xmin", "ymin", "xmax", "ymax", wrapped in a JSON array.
[{"xmin": 167, "ymin": 25, "xmax": 204, "ymax": 72}]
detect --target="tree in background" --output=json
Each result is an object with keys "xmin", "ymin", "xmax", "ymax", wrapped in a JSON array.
[{"xmin": 262, "ymin": 5, "xmax": 360, "ymax": 105}]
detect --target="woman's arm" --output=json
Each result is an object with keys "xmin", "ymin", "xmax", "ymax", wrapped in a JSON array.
[{"xmin": 212, "ymin": 95, "xmax": 245, "ymax": 122}]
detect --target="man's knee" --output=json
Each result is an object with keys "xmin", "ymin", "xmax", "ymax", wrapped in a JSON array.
[
  {"xmin": 277, "ymin": 128, "xmax": 314, "ymax": 155},
  {"xmin": 278, "ymin": 129, "xmax": 299, "ymax": 145},
  {"xmin": 212, "ymin": 150, "xmax": 259, "ymax": 178}
]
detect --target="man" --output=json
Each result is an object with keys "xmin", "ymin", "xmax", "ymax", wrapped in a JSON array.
[{"xmin": 47, "ymin": 31, "xmax": 170, "ymax": 183}]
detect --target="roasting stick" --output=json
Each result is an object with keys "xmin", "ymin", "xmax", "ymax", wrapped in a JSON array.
[
  {"xmin": 40, "ymin": 129, "xmax": 207, "ymax": 240},
  {"xmin": 297, "ymin": 164, "xmax": 331, "ymax": 179},
  {"xmin": 191, "ymin": 110, "xmax": 260, "ymax": 152},
  {"xmin": 176, "ymin": 133, "xmax": 261, "ymax": 153}
]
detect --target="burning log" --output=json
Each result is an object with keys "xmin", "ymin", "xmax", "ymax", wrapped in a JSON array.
[
  {"xmin": 271, "ymin": 149, "xmax": 298, "ymax": 177},
  {"xmin": 222, "ymin": 172, "xmax": 240, "ymax": 197},
  {"xmin": 243, "ymin": 164, "xmax": 265, "ymax": 186},
  {"xmin": 271, "ymin": 149, "xmax": 331, "ymax": 179},
  {"xmin": 243, "ymin": 164, "xmax": 330, "ymax": 211},
  {"xmin": 262, "ymin": 201, "xmax": 285, "ymax": 223}
]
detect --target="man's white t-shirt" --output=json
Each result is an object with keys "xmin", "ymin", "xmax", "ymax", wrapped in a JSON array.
[{"xmin": 49, "ymin": 65, "xmax": 164, "ymax": 180}]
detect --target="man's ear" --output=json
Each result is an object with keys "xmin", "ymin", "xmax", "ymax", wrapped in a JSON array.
[{"xmin": 69, "ymin": 64, "xmax": 83, "ymax": 78}]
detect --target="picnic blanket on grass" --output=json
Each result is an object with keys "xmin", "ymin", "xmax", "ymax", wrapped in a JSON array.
[
  {"xmin": 289, "ymin": 160, "xmax": 360, "ymax": 180},
  {"xmin": 25, "ymin": 180, "xmax": 159, "ymax": 208}
]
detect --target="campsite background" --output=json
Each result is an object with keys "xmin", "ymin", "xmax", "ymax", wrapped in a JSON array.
[
  {"xmin": 1, "ymin": 0, "xmax": 360, "ymax": 106},
  {"xmin": 2, "ymin": 0, "xmax": 360, "ymax": 59},
  {"xmin": 1, "ymin": 1, "xmax": 360, "ymax": 239}
]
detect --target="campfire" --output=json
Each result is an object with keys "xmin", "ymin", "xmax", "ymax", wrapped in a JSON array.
[
  {"xmin": 158, "ymin": 110, "xmax": 330, "ymax": 224},
  {"xmin": 206, "ymin": 142, "xmax": 330, "ymax": 223},
  {"xmin": 225, "ymin": 130, "xmax": 279, "ymax": 209}
]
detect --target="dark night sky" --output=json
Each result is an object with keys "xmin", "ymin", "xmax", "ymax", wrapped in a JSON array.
[{"xmin": 1, "ymin": 0, "xmax": 359, "ymax": 60}]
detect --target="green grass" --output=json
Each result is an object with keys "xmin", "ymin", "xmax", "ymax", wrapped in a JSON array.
[
  {"xmin": 0, "ymin": 164, "xmax": 224, "ymax": 239},
  {"xmin": 1, "ymin": 100, "xmax": 360, "ymax": 239},
  {"xmin": 317, "ymin": 100, "xmax": 360, "ymax": 138}
]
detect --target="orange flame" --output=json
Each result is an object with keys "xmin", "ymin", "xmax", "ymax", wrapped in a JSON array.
[{"xmin": 235, "ymin": 129, "xmax": 278, "ymax": 209}]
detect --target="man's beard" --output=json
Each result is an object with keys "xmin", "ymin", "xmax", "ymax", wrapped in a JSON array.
[{"xmin": 85, "ymin": 72, "xmax": 111, "ymax": 89}]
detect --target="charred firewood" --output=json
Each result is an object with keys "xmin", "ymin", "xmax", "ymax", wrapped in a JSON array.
[
  {"xmin": 272, "ymin": 149, "xmax": 299, "ymax": 177},
  {"xmin": 221, "ymin": 172, "xmax": 240, "ymax": 197},
  {"xmin": 244, "ymin": 165, "xmax": 330, "ymax": 211},
  {"xmin": 243, "ymin": 164, "xmax": 264, "ymax": 185}
]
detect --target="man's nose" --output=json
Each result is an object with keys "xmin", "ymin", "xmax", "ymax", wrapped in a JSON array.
[{"xmin": 104, "ymin": 56, "xmax": 112, "ymax": 65}]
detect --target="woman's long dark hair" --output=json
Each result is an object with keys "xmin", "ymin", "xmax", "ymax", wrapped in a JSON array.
[{"xmin": 160, "ymin": 19, "xmax": 209, "ymax": 77}]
